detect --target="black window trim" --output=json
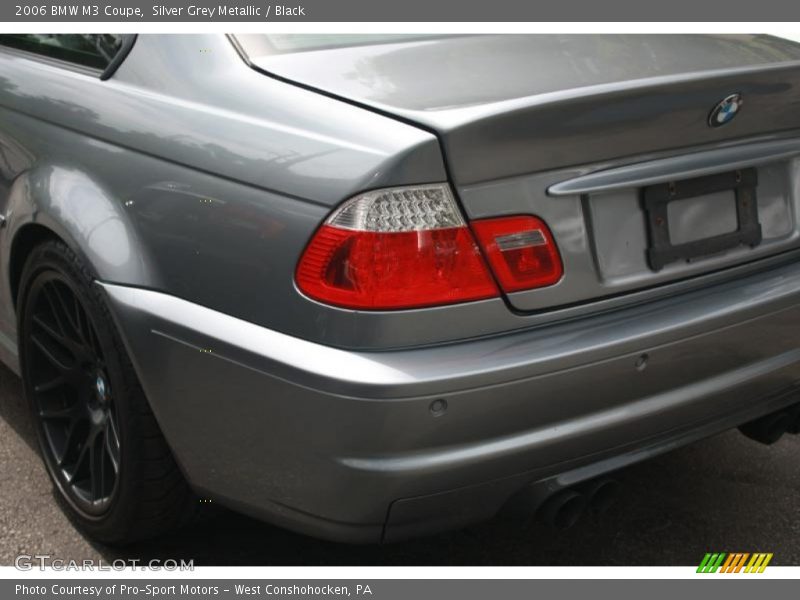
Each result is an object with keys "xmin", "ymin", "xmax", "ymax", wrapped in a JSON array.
[
  {"xmin": 0, "ymin": 34, "xmax": 137, "ymax": 80},
  {"xmin": 101, "ymin": 34, "xmax": 136, "ymax": 80},
  {"xmin": 0, "ymin": 44, "xmax": 100, "ymax": 77}
]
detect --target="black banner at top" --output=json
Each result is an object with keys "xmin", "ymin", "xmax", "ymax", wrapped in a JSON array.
[{"xmin": 3, "ymin": 0, "xmax": 800, "ymax": 22}]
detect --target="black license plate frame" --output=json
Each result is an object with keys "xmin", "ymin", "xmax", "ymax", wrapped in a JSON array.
[{"xmin": 641, "ymin": 168, "xmax": 762, "ymax": 272}]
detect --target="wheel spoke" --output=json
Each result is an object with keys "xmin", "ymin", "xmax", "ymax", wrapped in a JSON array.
[
  {"xmin": 57, "ymin": 420, "xmax": 80, "ymax": 466},
  {"xmin": 30, "ymin": 333, "xmax": 71, "ymax": 372},
  {"xmin": 89, "ymin": 430, "xmax": 104, "ymax": 500},
  {"xmin": 68, "ymin": 428, "xmax": 94, "ymax": 484},
  {"xmin": 107, "ymin": 413, "xmax": 121, "ymax": 452},
  {"xmin": 32, "ymin": 314, "xmax": 67, "ymax": 347},
  {"xmin": 38, "ymin": 402, "xmax": 78, "ymax": 420},
  {"xmin": 41, "ymin": 283, "xmax": 70, "ymax": 337},
  {"xmin": 104, "ymin": 421, "xmax": 120, "ymax": 474},
  {"xmin": 72, "ymin": 293, "xmax": 91, "ymax": 347},
  {"xmin": 88, "ymin": 436, "xmax": 98, "ymax": 498},
  {"xmin": 34, "ymin": 375, "xmax": 67, "ymax": 394},
  {"xmin": 53, "ymin": 283, "xmax": 79, "ymax": 332},
  {"xmin": 99, "ymin": 433, "xmax": 108, "ymax": 498}
]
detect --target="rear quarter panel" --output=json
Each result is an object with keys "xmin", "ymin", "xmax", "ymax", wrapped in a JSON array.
[{"xmin": 0, "ymin": 34, "xmax": 519, "ymax": 365}]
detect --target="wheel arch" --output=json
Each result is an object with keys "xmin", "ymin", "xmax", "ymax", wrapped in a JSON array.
[
  {"xmin": 0, "ymin": 165, "xmax": 162, "ymax": 376},
  {"xmin": 2, "ymin": 165, "xmax": 160, "ymax": 314}
]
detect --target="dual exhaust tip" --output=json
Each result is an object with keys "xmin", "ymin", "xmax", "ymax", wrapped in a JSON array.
[
  {"xmin": 506, "ymin": 402, "xmax": 800, "ymax": 530},
  {"xmin": 537, "ymin": 478, "xmax": 621, "ymax": 530},
  {"xmin": 738, "ymin": 403, "xmax": 800, "ymax": 445},
  {"xmin": 502, "ymin": 477, "xmax": 622, "ymax": 531}
]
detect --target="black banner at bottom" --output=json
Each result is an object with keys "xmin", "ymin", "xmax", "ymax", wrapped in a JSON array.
[{"xmin": 3, "ymin": 579, "xmax": 796, "ymax": 600}]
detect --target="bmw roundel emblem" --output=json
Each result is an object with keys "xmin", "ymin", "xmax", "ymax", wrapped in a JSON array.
[{"xmin": 708, "ymin": 93, "xmax": 743, "ymax": 127}]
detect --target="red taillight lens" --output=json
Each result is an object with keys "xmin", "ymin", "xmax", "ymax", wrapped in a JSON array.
[
  {"xmin": 471, "ymin": 215, "xmax": 563, "ymax": 292},
  {"xmin": 296, "ymin": 185, "xmax": 499, "ymax": 310}
]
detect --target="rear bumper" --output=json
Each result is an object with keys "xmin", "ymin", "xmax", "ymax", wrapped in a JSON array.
[{"xmin": 100, "ymin": 258, "xmax": 800, "ymax": 543}]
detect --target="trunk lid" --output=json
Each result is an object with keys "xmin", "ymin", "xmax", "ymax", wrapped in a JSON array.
[
  {"xmin": 242, "ymin": 34, "xmax": 800, "ymax": 311},
  {"xmin": 243, "ymin": 34, "xmax": 800, "ymax": 182}
]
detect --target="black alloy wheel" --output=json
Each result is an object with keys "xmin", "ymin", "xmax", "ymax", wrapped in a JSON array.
[
  {"xmin": 23, "ymin": 272, "xmax": 121, "ymax": 516},
  {"xmin": 18, "ymin": 240, "xmax": 198, "ymax": 543}
]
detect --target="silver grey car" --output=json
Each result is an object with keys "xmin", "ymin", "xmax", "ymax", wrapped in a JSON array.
[{"xmin": 2, "ymin": 33, "xmax": 800, "ymax": 544}]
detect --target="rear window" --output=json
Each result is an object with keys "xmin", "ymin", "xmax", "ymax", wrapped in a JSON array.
[{"xmin": 0, "ymin": 34, "xmax": 124, "ymax": 70}]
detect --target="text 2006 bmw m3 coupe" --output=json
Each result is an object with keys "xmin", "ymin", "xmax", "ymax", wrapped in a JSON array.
[{"xmin": 2, "ymin": 33, "xmax": 800, "ymax": 543}]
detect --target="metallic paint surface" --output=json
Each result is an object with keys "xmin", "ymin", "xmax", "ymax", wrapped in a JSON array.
[
  {"xmin": 0, "ymin": 34, "xmax": 520, "ymax": 352},
  {"xmin": 100, "ymin": 255, "xmax": 800, "ymax": 540},
  {"xmin": 248, "ymin": 34, "xmax": 800, "ymax": 183}
]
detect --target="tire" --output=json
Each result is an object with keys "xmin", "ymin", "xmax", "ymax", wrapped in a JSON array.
[{"xmin": 18, "ymin": 240, "xmax": 197, "ymax": 544}]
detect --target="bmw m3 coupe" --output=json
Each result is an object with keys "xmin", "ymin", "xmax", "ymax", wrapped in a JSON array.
[{"xmin": 2, "ymin": 33, "xmax": 800, "ymax": 543}]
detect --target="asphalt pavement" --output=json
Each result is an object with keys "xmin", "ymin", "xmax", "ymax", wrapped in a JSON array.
[{"xmin": 2, "ymin": 362, "xmax": 799, "ymax": 566}]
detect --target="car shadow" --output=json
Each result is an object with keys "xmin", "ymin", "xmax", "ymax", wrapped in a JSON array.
[{"xmin": 0, "ymin": 362, "xmax": 38, "ymax": 453}]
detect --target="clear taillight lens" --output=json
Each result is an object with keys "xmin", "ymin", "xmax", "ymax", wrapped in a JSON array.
[{"xmin": 295, "ymin": 185, "xmax": 499, "ymax": 310}]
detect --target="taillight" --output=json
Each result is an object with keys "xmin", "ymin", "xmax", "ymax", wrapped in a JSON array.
[
  {"xmin": 470, "ymin": 215, "xmax": 563, "ymax": 292},
  {"xmin": 296, "ymin": 184, "xmax": 499, "ymax": 310}
]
